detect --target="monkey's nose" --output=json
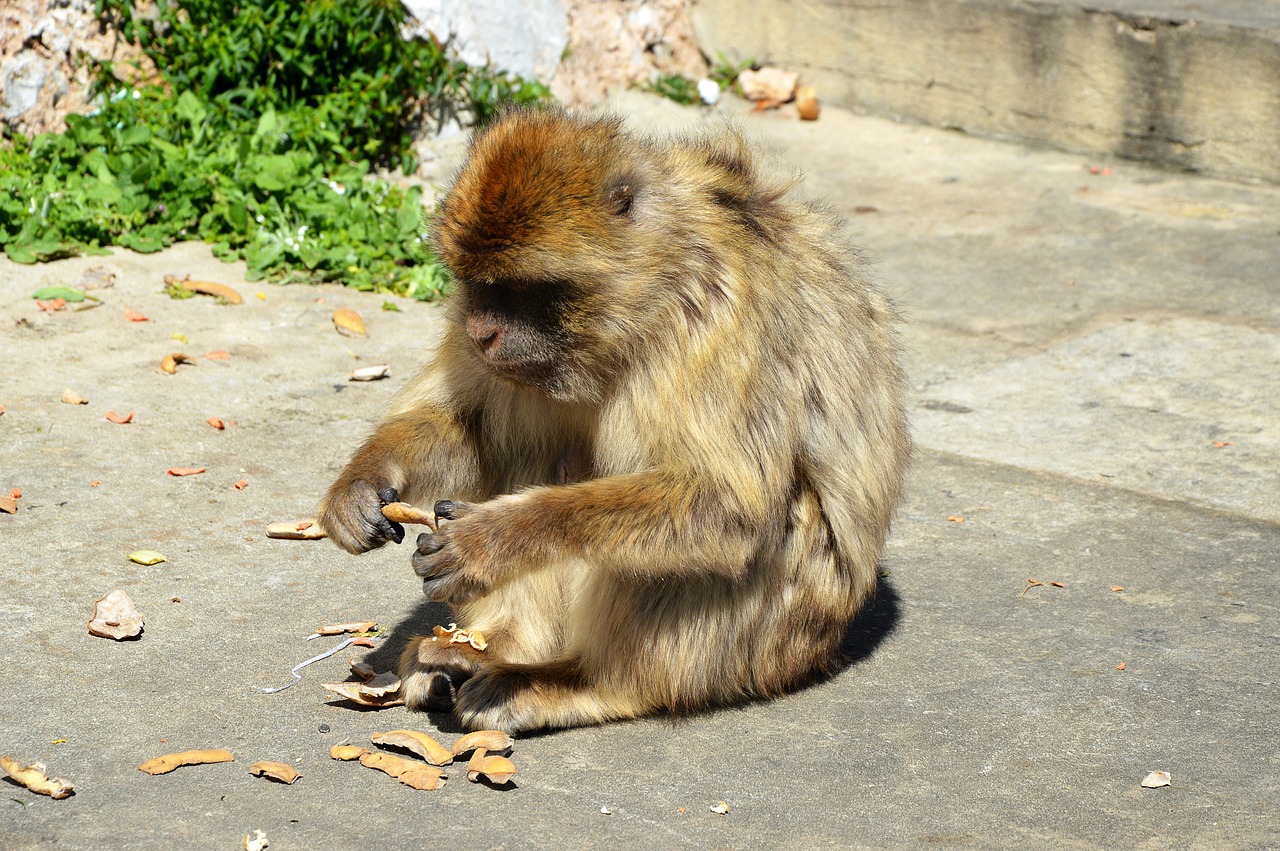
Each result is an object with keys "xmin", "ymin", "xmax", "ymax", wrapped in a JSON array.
[{"xmin": 466, "ymin": 317, "xmax": 503, "ymax": 354}]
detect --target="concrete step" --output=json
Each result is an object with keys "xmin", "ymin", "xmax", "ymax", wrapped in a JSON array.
[{"xmin": 690, "ymin": 0, "xmax": 1280, "ymax": 184}]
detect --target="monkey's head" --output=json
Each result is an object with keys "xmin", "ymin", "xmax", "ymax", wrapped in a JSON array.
[{"xmin": 432, "ymin": 110, "xmax": 667, "ymax": 403}]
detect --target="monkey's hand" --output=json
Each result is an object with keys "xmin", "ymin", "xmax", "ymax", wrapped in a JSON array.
[
  {"xmin": 412, "ymin": 500, "xmax": 495, "ymax": 605},
  {"xmin": 318, "ymin": 481, "xmax": 406, "ymax": 554}
]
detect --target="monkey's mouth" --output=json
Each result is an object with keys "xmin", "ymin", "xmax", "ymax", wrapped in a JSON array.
[{"xmin": 481, "ymin": 353, "xmax": 559, "ymax": 389}]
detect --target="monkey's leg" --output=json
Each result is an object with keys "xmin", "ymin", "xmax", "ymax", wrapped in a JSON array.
[
  {"xmin": 399, "ymin": 634, "xmax": 494, "ymax": 712},
  {"xmin": 453, "ymin": 659, "xmax": 648, "ymax": 733}
]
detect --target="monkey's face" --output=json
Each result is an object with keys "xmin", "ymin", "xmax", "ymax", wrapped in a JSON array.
[{"xmin": 455, "ymin": 277, "xmax": 587, "ymax": 397}]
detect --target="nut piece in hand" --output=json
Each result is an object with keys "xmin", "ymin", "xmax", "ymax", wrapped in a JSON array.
[{"xmin": 381, "ymin": 501, "xmax": 437, "ymax": 527}]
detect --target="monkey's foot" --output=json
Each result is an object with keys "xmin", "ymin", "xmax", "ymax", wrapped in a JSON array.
[
  {"xmin": 399, "ymin": 633, "xmax": 482, "ymax": 712},
  {"xmin": 454, "ymin": 662, "xmax": 636, "ymax": 732}
]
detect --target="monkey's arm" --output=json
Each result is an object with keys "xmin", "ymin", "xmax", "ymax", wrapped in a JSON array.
[
  {"xmin": 319, "ymin": 404, "xmax": 484, "ymax": 554},
  {"xmin": 414, "ymin": 468, "xmax": 776, "ymax": 602}
]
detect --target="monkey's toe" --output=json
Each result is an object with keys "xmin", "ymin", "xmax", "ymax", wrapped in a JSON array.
[{"xmin": 403, "ymin": 665, "xmax": 472, "ymax": 712}]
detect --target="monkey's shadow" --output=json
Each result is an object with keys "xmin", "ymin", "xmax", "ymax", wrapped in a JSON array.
[{"xmin": 350, "ymin": 577, "xmax": 901, "ymax": 734}]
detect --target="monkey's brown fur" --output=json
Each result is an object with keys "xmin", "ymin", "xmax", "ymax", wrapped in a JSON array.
[{"xmin": 318, "ymin": 109, "xmax": 910, "ymax": 732}]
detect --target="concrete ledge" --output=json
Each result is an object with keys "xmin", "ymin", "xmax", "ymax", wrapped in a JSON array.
[{"xmin": 691, "ymin": 0, "xmax": 1280, "ymax": 184}]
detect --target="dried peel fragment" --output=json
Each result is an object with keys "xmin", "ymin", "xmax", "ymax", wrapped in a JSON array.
[
  {"xmin": 451, "ymin": 730, "xmax": 514, "ymax": 757},
  {"xmin": 0, "ymin": 754, "xmax": 75, "ymax": 798},
  {"xmin": 266, "ymin": 519, "xmax": 327, "ymax": 540},
  {"xmin": 433, "ymin": 622, "xmax": 487, "ymax": 651},
  {"xmin": 160, "ymin": 353, "xmax": 196, "ymax": 374},
  {"xmin": 333, "ymin": 308, "xmax": 367, "ymax": 337},
  {"xmin": 248, "ymin": 761, "xmax": 302, "ymax": 784},
  {"xmin": 372, "ymin": 730, "xmax": 453, "ymax": 766},
  {"xmin": 87, "ymin": 588, "xmax": 144, "ymax": 640},
  {"xmin": 466, "ymin": 752, "xmax": 517, "ymax": 785},
  {"xmin": 138, "ymin": 749, "xmax": 234, "ymax": 775},
  {"xmin": 164, "ymin": 275, "xmax": 244, "ymax": 304},
  {"xmin": 315, "ymin": 621, "xmax": 377, "ymax": 636},
  {"xmin": 349, "ymin": 364, "xmax": 389, "ymax": 382},
  {"xmin": 1141, "ymin": 770, "xmax": 1172, "ymax": 788},
  {"xmin": 321, "ymin": 680, "xmax": 405, "ymax": 707},
  {"xmin": 330, "ymin": 745, "xmax": 370, "ymax": 761},
  {"xmin": 358, "ymin": 751, "xmax": 447, "ymax": 790}
]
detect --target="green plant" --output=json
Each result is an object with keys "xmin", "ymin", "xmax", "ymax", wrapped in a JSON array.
[
  {"xmin": 644, "ymin": 74, "xmax": 701, "ymax": 106},
  {"xmin": 0, "ymin": 0, "xmax": 550, "ymax": 298},
  {"xmin": 710, "ymin": 52, "xmax": 756, "ymax": 93}
]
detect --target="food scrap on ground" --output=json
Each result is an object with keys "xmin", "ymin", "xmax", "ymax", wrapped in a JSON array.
[
  {"xmin": 372, "ymin": 730, "xmax": 454, "ymax": 766},
  {"xmin": 321, "ymin": 677, "xmax": 406, "ymax": 707},
  {"xmin": 123, "ymin": 310, "xmax": 149, "ymax": 322},
  {"xmin": 350, "ymin": 363, "xmax": 389, "ymax": 381},
  {"xmin": 1141, "ymin": 770, "xmax": 1172, "ymax": 788},
  {"xmin": 248, "ymin": 761, "xmax": 302, "ymax": 784},
  {"xmin": 61, "ymin": 389, "xmax": 89, "ymax": 405},
  {"xmin": 0, "ymin": 754, "xmax": 75, "ymax": 799},
  {"xmin": 87, "ymin": 588, "xmax": 144, "ymax": 640},
  {"xmin": 163, "ymin": 274, "xmax": 244, "ymax": 304},
  {"xmin": 207, "ymin": 417, "xmax": 226, "ymax": 429},
  {"xmin": 466, "ymin": 751, "xmax": 517, "ymax": 785},
  {"xmin": 738, "ymin": 67, "xmax": 799, "ymax": 108},
  {"xmin": 205, "ymin": 350, "xmax": 232, "ymax": 360},
  {"xmin": 314, "ymin": 621, "xmax": 377, "ymax": 636},
  {"xmin": 160, "ymin": 353, "xmax": 196, "ymax": 374},
  {"xmin": 451, "ymin": 730, "xmax": 514, "ymax": 757},
  {"xmin": 167, "ymin": 466, "xmax": 206, "ymax": 477},
  {"xmin": 233, "ymin": 479, "xmax": 249, "ymax": 490},
  {"xmin": 105, "ymin": 411, "xmax": 135, "ymax": 424},
  {"xmin": 128, "ymin": 550, "xmax": 166, "ymax": 565},
  {"xmin": 138, "ymin": 749, "xmax": 234, "ymax": 775},
  {"xmin": 332, "ymin": 308, "xmax": 367, "ymax": 337},
  {"xmin": 266, "ymin": 519, "xmax": 327, "ymax": 540},
  {"xmin": 358, "ymin": 751, "xmax": 447, "ymax": 790},
  {"xmin": 0, "ymin": 494, "xmax": 16, "ymax": 514},
  {"xmin": 244, "ymin": 829, "xmax": 269, "ymax": 851},
  {"xmin": 330, "ymin": 745, "xmax": 370, "ymax": 761}
]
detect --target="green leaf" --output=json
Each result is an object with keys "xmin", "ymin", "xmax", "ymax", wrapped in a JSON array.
[
  {"xmin": 83, "ymin": 180, "xmax": 124, "ymax": 204},
  {"xmin": 32, "ymin": 286, "xmax": 88, "ymax": 302},
  {"xmin": 118, "ymin": 232, "xmax": 166, "ymax": 253},
  {"xmin": 120, "ymin": 124, "xmax": 153, "ymax": 146},
  {"xmin": 253, "ymin": 155, "xmax": 298, "ymax": 191}
]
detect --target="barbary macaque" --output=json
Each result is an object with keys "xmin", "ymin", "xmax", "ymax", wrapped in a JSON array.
[{"xmin": 318, "ymin": 109, "xmax": 910, "ymax": 732}]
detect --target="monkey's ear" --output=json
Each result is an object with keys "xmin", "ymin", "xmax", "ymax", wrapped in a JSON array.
[{"xmin": 606, "ymin": 181, "xmax": 635, "ymax": 218}]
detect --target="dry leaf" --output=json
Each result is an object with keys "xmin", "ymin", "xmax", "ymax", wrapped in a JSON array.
[
  {"xmin": 330, "ymin": 745, "xmax": 370, "ymax": 761},
  {"xmin": 1141, "ymin": 770, "xmax": 1171, "ymax": 788},
  {"xmin": 372, "ymin": 730, "xmax": 453, "ymax": 766},
  {"xmin": 105, "ymin": 411, "xmax": 135, "ymax": 424},
  {"xmin": 164, "ymin": 275, "xmax": 244, "ymax": 304},
  {"xmin": 266, "ymin": 519, "xmax": 327, "ymax": 540},
  {"xmin": 0, "ymin": 496, "xmax": 16, "ymax": 514},
  {"xmin": 138, "ymin": 749, "xmax": 234, "ymax": 775},
  {"xmin": 61, "ymin": 389, "xmax": 89, "ymax": 405},
  {"xmin": 381, "ymin": 502, "xmax": 436, "ymax": 527},
  {"xmin": 0, "ymin": 755, "xmax": 74, "ymax": 799},
  {"xmin": 315, "ymin": 621, "xmax": 377, "ymax": 636},
  {"xmin": 350, "ymin": 364, "xmax": 389, "ymax": 382},
  {"xmin": 128, "ymin": 550, "xmax": 166, "ymax": 565},
  {"xmin": 207, "ymin": 417, "xmax": 226, "ymax": 429},
  {"xmin": 123, "ymin": 310, "xmax": 149, "ymax": 322},
  {"xmin": 321, "ymin": 681, "xmax": 405, "ymax": 707},
  {"xmin": 248, "ymin": 761, "xmax": 302, "ymax": 784},
  {"xmin": 87, "ymin": 589, "xmax": 144, "ymax": 640},
  {"xmin": 333, "ymin": 308, "xmax": 367, "ymax": 337},
  {"xmin": 233, "ymin": 479, "xmax": 249, "ymax": 490},
  {"xmin": 205, "ymin": 350, "xmax": 232, "ymax": 361},
  {"xmin": 160, "ymin": 353, "xmax": 195, "ymax": 374}
]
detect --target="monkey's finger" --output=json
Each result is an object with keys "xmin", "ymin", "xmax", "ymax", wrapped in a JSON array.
[
  {"xmin": 416, "ymin": 532, "xmax": 445, "ymax": 556},
  {"xmin": 379, "ymin": 518, "xmax": 406, "ymax": 545},
  {"xmin": 377, "ymin": 485, "xmax": 402, "ymax": 505},
  {"xmin": 434, "ymin": 500, "xmax": 473, "ymax": 522}
]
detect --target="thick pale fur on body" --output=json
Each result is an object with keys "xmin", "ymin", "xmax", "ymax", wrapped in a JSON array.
[{"xmin": 317, "ymin": 110, "xmax": 910, "ymax": 733}]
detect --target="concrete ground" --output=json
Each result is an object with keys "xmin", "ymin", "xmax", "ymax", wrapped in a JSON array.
[{"xmin": 1, "ymin": 92, "xmax": 1277, "ymax": 849}]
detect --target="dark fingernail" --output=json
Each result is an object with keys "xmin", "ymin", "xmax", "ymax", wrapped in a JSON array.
[
  {"xmin": 378, "ymin": 486, "xmax": 400, "ymax": 504},
  {"xmin": 434, "ymin": 500, "xmax": 459, "ymax": 519},
  {"xmin": 416, "ymin": 532, "xmax": 443, "ymax": 555}
]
